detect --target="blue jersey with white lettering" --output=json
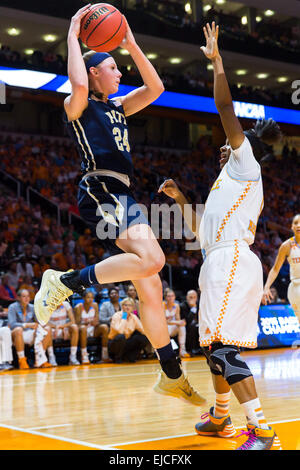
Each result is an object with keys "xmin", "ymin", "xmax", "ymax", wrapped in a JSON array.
[{"xmin": 66, "ymin": 97, "xmax": 133, "ymax": 177}]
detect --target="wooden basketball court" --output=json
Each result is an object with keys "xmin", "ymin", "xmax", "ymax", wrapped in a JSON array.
[{"xmin": 0, "ymin": 347, "xmax": 299, "ymax": 450}]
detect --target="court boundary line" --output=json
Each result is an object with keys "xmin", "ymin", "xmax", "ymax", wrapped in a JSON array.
[
  {"xmin": 28, "ymin": 424, "xmax": 72, "ymax": 431},
  {"xmin": 107, "ymin": 417, "xmax": 300, "ymax": 447},
  {"xmin": 0, "ymin": 423, "xmax": 115, "ymax": 450}
]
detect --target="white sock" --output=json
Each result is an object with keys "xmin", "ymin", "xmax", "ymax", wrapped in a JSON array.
[
  {"xmin": 47, "ymin": 346, "xmax": 55, "ymax": 359},
  {"xmin": 70, "ymin": 346, "xmax": 77, "ymax": 358},
  {"xmin": 81, "ymin": 348, "xmax": 88, "ymax": 357},
  {"xmin": 102, "ymin": 346, "xmax": 108, "ymax": 360},
  {"xmin": 214, "ymin": 391, "xmax": 231, "ymax": 417},
  {"xmin": 17, "ymin": 351, "xmax": 25, "ymax": 359},
  {"xmin": 241, "ymin": 398, "xmax": 268, "ymax": 429}
]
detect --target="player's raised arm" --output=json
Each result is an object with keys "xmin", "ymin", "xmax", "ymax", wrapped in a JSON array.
[
  {"xmin": 201, "ymin": 22, "xmax": 244, "ymax": 150},
  {"xmin": 116, "ymin": 17, "xmax": 165, "ymax": 116},
  {"xmin": 64, "ymin": 4, "xmax": 92, "ymax": 121},
  {"xmin": 158, "ymin": 179, "xmax": 203, "ymax": 240},
  {"xmin": 262, "ymin": 241, "xmax": 290, "ymax": 304}
]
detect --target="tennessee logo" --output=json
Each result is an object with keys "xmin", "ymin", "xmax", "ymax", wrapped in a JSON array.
[
  {"xmin": 205, "ymin": 327, "xmax": 211, "ymax": 335},
  {"xmin": 210, "ymin": 178, "xmax": 222, "ymax": 192}
]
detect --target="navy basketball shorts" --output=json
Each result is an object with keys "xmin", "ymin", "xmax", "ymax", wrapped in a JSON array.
[{"xmin": 78, "ymin": 175, "xmax": 149, "ymax": 252}]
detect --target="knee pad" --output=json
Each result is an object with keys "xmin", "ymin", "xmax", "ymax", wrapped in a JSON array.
[
  {"xmin": 201, "ymin": 346, "xmax": 223, "ymax": 376},
  {"xmin": 210, "ymin": 344, "xmax": 253, "ymax": 385}
]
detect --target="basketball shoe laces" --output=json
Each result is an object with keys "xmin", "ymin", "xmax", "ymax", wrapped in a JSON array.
[
  {"xmin": 200, "ymin": 412, "xmax": 211, "ymax": 424},
  {"xmin": 235, "ymin": 429, "xmax": 257, "ymax": 449},
  {"xmin": 46, "ymin": 286, "xmax": 68, "ymax": 314}
]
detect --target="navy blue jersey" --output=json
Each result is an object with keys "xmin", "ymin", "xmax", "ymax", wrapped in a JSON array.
[{"xmin": 66, "ymin": 97, "xmax": 133, "ymax": 177}]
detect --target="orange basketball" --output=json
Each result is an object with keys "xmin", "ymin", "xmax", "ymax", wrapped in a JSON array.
[{"xmin": 80, "ymin": 3, "xmax": 126, "ymax": 52}]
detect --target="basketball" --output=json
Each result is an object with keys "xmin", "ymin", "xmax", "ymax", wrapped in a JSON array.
[{"xmin": 79, "ymin": 3, "xmax": 126, "ymax": 52}]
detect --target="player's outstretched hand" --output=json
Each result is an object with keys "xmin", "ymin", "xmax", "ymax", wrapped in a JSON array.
[
  {"xmin": 69, "ymin": 3, "xmax": 92, "ymax": 38},
  {"xmin": 158, "ymin": 179, "xmax": 181, "ymax": 199},
  {"xmin": 262, "ymin": 287, "xmax": 273, "ymax": 305},
  {"xmin": 200, "ymin": 21, "xmax": 220, "ymax": 61},
  {"xmin": 120, "ymin": 16, "xmax": 137, "ymax": 52}
]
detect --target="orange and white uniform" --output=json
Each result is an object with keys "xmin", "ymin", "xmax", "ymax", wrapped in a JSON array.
[
  {"xmin": 198, "ymin": 136, "xmax": 264, "ymax": 348},
  {"xmin": 287, "ymin": 237, "xmax": 300, "ymax": 320},
  {"xmin": 80, "ymin": 305, "xmax": 97, "ymax": 337},
  {"xmin": 50, "ymin": 301, "xmax": 72, "ymax": 340}
]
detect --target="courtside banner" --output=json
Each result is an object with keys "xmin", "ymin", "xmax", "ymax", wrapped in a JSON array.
[
  {"xmin": 257, "ymin": 304, "xmax": 300, "ymax": 348},
  {"xmin": 0, "ymin": 66, "xmax": 300, "ymax": 125}
]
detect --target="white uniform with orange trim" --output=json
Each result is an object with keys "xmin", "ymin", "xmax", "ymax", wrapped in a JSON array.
[
  {"xmin": 199, "ymin": 136, "xmax": 264, "ymax": 348},
  {"xmin": 80, "ymin": 304, "xmax": 97, "ymax": 337},
  {"xmin": 50, "ymin": 301, "xmax": 72, "ymax": 340},
  {"xmin": 287, "ymin": 237, "xmax": 300, "ymax": 320}
]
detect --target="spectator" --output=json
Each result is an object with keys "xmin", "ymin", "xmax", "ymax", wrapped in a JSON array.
[
  {"xmin": 18, "ymin": 275, "xmax": 36, "ymax": 302},
  {"xmin": 8, "ymin": 289, "xmax": 53, "ymax": 369},
  {"xmin": 0, "ymin": 274, "xmax": 17, "ymax": 301},
  {"xmin": 5, "ymin": 261, "xmax": 19, "ymax": 290},
  {"xmin": 74, "ymin": 290, "xmax": 110, "ymax": 364},
  {"xmin": 99, "ymin": 287, "xmax": 121, "ymax": 326},
  {"xmin": 180, "ymin": 290, "xmax": 201, "ymax": 355},
  {"xmin": 0, "ymin": 306, "xmax": 14, "ymax": 371},
  {"xmin": 126, "ymin": 284, "xmax": 140, "ymax": 316},
  {"xmin": 108, "ymin": 297, "xmax": 148, "ymax": 363},
  {"xmin": 269, "ymin": 287, "xmax": 284, "ymax": 304},
  {"xmin": 163, "ymin": 288, "xmax": 189, "ymax": 358},
  {"xmin": 48, "ymin": 301, "xmax": 80, "ymax": 365}
]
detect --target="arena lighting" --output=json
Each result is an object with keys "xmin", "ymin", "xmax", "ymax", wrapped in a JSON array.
[
  {"xmin": 277, "ymin": 76, "xmax": 288, "ymax": 83},
  {"xmin": 42, "ymin": 34, "xmax": 57, "ymax": 42},
  {"xmin": 207, "ymin": 63, "xmax": 214, "ymax": 70},
  {"xmin": 169, "ymin": 57, "xmax": 182, "ymax": 64},
  {"xmin": 0, "ymin": 66, "xmax": 299, "ymax": 125},
  {"xmin": 216, "ymin": 0, "xmax": 225, "ymax": 4},
  {"xmin": 24, "ymin": 49, "xmax": 34, "ymax": 55},
  {"xmin": 185, "ymin": 2, "xmax": 192, "ymax": 14},
  {"xmin": 256, "ymin": 73, "xmax": 269, "ymax": 79},
  {"xmin": 241, "ymin": 16, "xmax": 248, "ymax": 25},
  {"xmin": 6, "ymin": 28, "xmax": 21, "ymax": 36},
  {"xmin": 264, "ymin": 10, "xmax": 275, "ymax": 17},
  {"xmin": 256, "ymin": 16, "xmax": 262, "ymax": 22},
  {"xmin": 119, "ymin": 49, "xmax": 130, "ymax": 55},
  {"xmin": 203, "ymin": 5, "xmax": 212, "ymax": 12},
  {"xmin": 236, "ymin": 69, "xmax": 247, "ymax": 75},
  {"xmin": 146, "ymin": 53, "xmax": 158, "ymax": 59}
]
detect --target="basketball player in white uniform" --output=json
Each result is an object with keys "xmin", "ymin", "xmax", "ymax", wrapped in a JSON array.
[
  {"xmin": 159, "ymin": 22, "xmax": 282, "ymax": 450},
  {"xmin": 263, "ymin": 214, "xmax": 300, "ymax": 323}
]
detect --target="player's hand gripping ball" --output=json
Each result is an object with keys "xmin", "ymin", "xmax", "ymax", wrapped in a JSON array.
[{"xmin": 80, "ymin": 3, "xmax": 126, "ymax": 52}]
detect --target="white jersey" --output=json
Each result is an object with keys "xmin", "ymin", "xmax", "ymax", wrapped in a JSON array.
[
  {"xmin": 199, "ymin": 137, "xmax": 264, "ymax": 251},
  {"xmin": 288, "ymin": 237, "xmax": 300, "ymax": 281},
  {"xmin": 50, "ymin": 301, "xmax": 71, "ymax": 326}
]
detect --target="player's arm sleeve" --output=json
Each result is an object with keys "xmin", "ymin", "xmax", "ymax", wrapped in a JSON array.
[{"xmin": 227, "ymin": 136, "xmax": 261, "ymax": 181}]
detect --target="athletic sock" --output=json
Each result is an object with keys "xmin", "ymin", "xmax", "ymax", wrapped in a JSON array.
[
  {"xmin": 156, "ymin": 343, "xmax": 181, "ymax": 379},
  {"xmin": 79, "ymin": 265, "xmax": 98, "ymax": 287},
  {"xmin": 47, "ymin": 346, "xmax": 55, "ymax": 360},
  {"xmin": 214, "ymin": 391, "xmax": 231, "ymax": 417},
  {"xmin": 70, "ymin": 346, "xmax": 77, "ymax": 358},
  {"xmin": 102, "ymin": 346, "xmax": 108, "ymax": 360},
  {"xmin": 241, "ymin": 397, "xmax": 269, "ymax": 429},
  {"xmin": 17, "ymin": 351, "xmax": 25, "ymax": 359},
  {"xmin": 81, "ymin": 348, "xmax": 88, "ymax": 357}
]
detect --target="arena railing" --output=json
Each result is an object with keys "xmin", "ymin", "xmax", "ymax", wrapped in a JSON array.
[{"xmin": 0, "ymin": 169, "xmax": 21, "ymax": 198}]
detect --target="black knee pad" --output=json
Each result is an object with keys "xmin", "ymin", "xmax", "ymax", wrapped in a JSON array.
[
  {"xmin": 210, "ymin": 343, "xmax": 253, "ymax": 385},
  {"xmin": 201, "ymin": 345, "xmax": 223, "ymax": 376}
]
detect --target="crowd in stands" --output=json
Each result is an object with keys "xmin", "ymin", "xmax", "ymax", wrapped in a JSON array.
[
  {"xmin": 0, "ymin": 42, "xmax": 295, "ymax": 109},
  {"xmin": 135, "ymin": 0, "xmax": 300, "ymax": 54}
]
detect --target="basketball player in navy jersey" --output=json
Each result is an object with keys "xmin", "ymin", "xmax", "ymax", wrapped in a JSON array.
[{"xmin": 34, "ymin": 4, "xmax": 205, "ymax": 405}]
